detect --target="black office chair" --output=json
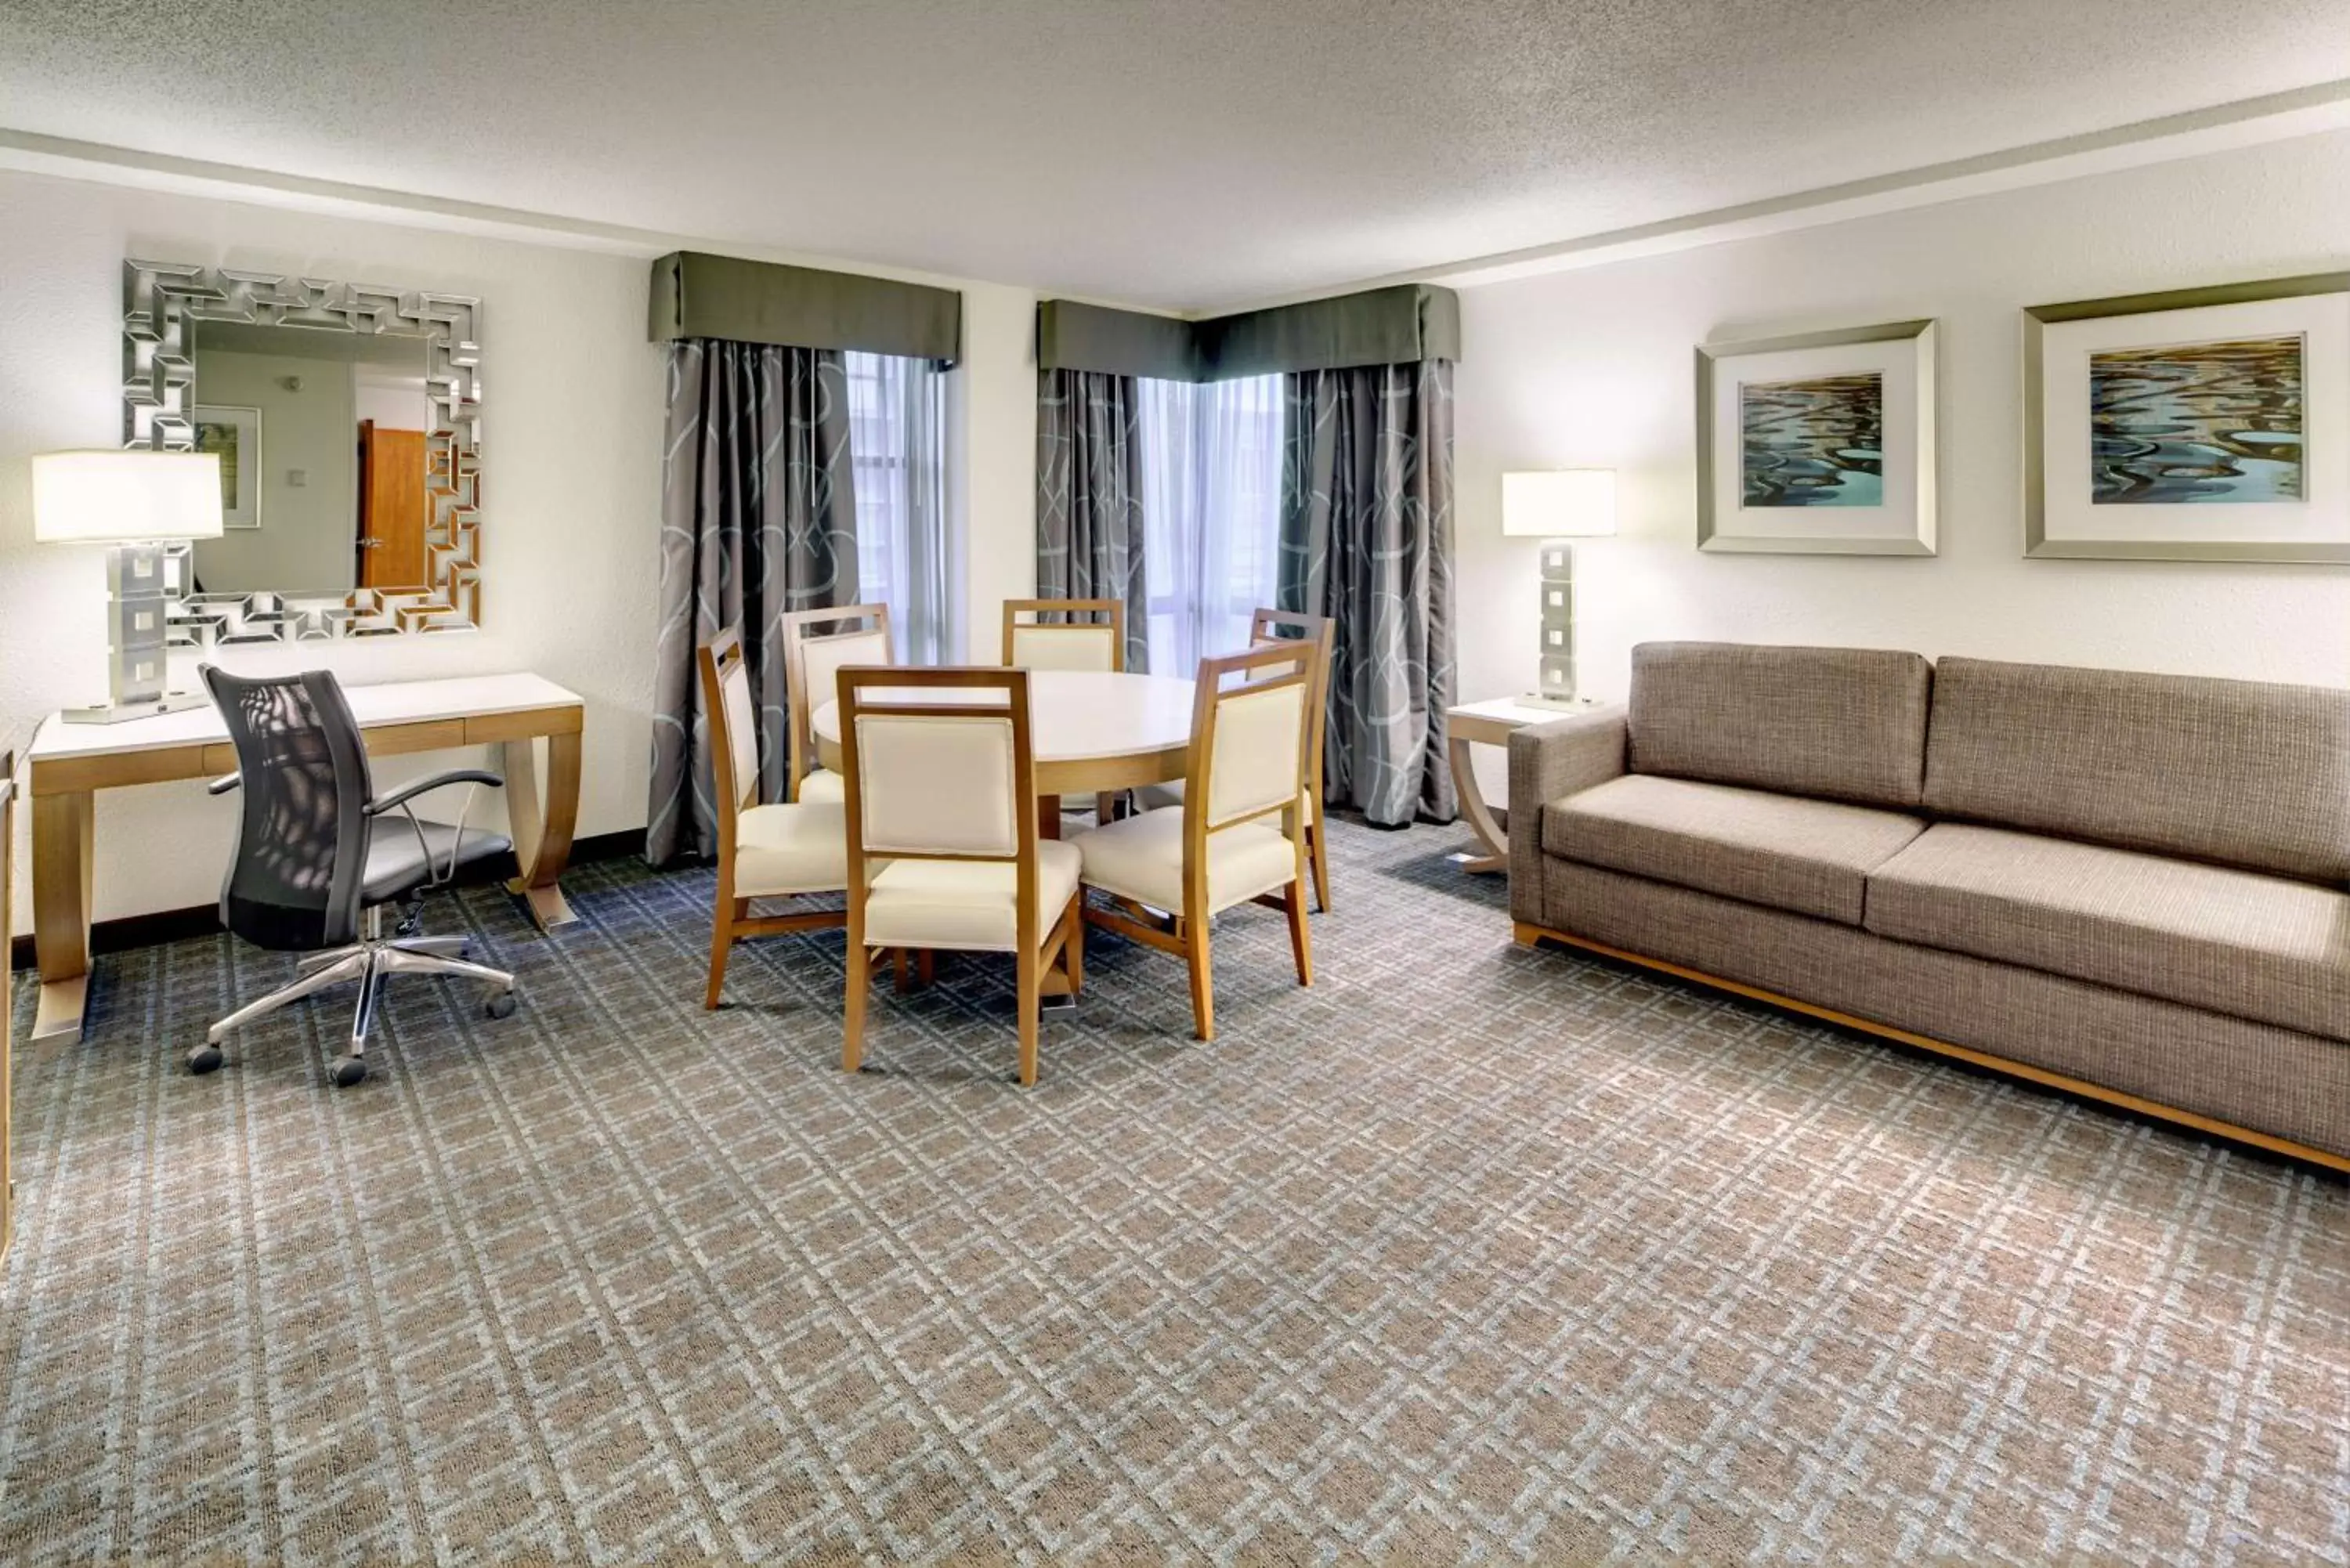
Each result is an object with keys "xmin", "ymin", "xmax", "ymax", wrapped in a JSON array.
[{"xmin": 198, "ymin": 665, "xmax": 520, "ymax": 1086}]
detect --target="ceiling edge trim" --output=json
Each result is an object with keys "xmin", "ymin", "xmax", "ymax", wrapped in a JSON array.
[{"xmin": 1193, "ymin": 77, "xmax": 2350, "ymax": 315}]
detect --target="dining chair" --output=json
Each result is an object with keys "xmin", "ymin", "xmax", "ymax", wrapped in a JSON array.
[
  {"xmin": 1002, "ymin": 597, "xmax": 1126, "ymax": 826},
  {"xmin": 837, "ymin": 666, "xmax": 1084, "ymax": 1086},
  {"xmin": 1069, "ymin": 641, "xmax": 1314, "ymax": 1042},
  {"xmin": 700, "ymin": 629, "xmax": 850, "ymax": 1010},
  {"xmin": 780, "ymin": 603, "xmax": 893, "ymax": 804},
  {"xmin": 1134, "ymin": 608, "xmax": 1336, "ymax": 911},
  {"xmin": 1001, "ymin": 598, "xmax": 1126, "ymax": 673}
]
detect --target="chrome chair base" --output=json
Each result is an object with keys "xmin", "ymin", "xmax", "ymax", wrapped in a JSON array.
[{"xmin": 199, "ymin": 909, "xmax": 517, "ymax": 1086}]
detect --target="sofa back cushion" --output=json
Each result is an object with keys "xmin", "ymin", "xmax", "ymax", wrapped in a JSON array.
[
  {"xmin": 1627, "ymin": 642, "xmax": 1933, "ymax": 809},
  {"xmin": 1924, "ymin": 657, "xmax": 2350, "ymax": 883}
]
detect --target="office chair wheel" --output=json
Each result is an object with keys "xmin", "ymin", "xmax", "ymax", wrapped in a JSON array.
[
  {"xmin": 483, "ymin": 986, "xmax": 518, "ymax": 1021},
  {"xmin": 331, "ymin": 1056, "xmax": 368, "ymax": 1089},
  {"xmin": 188, "ymin": 1043, "xmax": 223, "ymax": 1075}
]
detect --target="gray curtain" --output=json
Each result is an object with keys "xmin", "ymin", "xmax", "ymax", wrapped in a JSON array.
[
  {"xmin": 1278, "ymin": 361, "xmax": 1457, "ymax": 828},
  {"xmin": 649, "ymin": 339, "xmax": 858, "ymax": 865},
  {"xmin": 1036, "ymin": 369, "xmax": 1150, "ymax": 671}
]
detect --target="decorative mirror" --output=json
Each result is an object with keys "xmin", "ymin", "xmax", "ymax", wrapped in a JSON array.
[{"xmin": 121, "ymin": 258, "xmax": 483, "ymax": 641}]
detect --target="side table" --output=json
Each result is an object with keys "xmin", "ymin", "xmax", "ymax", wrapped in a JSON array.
[{"xmin": 1444, "ymin": 695, "xmax": 1606, "ymax": 873}]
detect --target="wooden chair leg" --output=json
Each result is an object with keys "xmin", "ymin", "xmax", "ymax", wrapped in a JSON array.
[
  {"xmin": 915, "ymin": 948, "xmax": 935, "ymax": 988},
  {"xmin": 704, "ymin": 912, "xmax": 733, "ymax": 1010},
  {"xmin": 1064, "ymin": 901, "xmax": 1085, "ymax": 994},
  {"xmin": 843, "ymin": 941, "xmax": 871, "ymax": 1072},
  {"xmin": 893, "ymin": 946, "xmax": 912, "ymax": 993},
  {"xmin": 1016, "ymin": 948, "xmax": 1042, "ymax": 1086},
  {"xmin": 1184, "ymin": 915, "xmax": 1215, "ymax": 1042},
  {"xmin": 1308, "ymin": 819, "xmax": 1332, "ymax": 913},
  {"xmin": 1285, "ymin": 879, "xmax": 1314, "ymax": 987}
]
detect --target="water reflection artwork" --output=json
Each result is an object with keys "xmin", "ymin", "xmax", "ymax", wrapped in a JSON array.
[
  {"xmin": 2089, "ymin": 335, "xmax": 2303, "ymax": 504},
  {"xmin": 1741, "ymin": 373, "xmax": 1883, "ymax": 508}
]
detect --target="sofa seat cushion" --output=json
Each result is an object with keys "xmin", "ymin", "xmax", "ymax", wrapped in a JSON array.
[
  {"xmin": 1542, "ymin": 775, "xmax": 1926, "ymax": 926},
  {"xmin": 1866, "ymin": 824, "xmax": 2350, "ymax": 1042}
]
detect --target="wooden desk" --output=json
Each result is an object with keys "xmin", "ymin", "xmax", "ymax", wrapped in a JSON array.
[{"xmin": 25, "ymin": 672, "xmax": 584, "ymax": 1043}]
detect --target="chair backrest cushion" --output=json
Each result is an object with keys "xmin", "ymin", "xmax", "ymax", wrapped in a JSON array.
[
  {"xmin": 1925, "ymin": 656, "xmax": 2350, "ymax": 882},
  {"xmin": 1009, "ymin": 623, "xmax": 1117, "ymax": 673},
  {"xmin": 853, "ymin": 712, "xmax": 1020, "ymax": 856},
  {"xmin": 1628, "ymin": 641, "xmax": 1933, "ymax": 809},
  {"xmin": 801, "ymin": 627, "xmax": 893, "ymax": 730},
  {"xmin": 716, "ymin": 652, "xmax": 761, "ymax": 811},
  {"xmin": 203, "ymin": 666, "xmax": 372, "ymax": 952},
  {"xmin": 1207, "ymin": 681, "xmax": 1306, "ymax": 825}
]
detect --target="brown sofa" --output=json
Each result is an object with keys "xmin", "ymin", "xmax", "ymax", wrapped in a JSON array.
[{"xmin": 1508, "ymin": 641, "xmax": 2350, "ymax": 1167}]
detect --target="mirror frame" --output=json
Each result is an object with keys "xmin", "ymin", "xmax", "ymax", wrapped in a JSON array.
[{"xmin": 121, "ymin": 257, "xmax": 483, "ymax": 641}]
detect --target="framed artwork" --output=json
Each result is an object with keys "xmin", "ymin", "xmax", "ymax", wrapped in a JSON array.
[
  {"xmin": 2025, "ymin": 271, "xmax": 2349, "ymax": 562},
  {"xmin": 190, "ymin": 403, "xmax": 261, "ymax": 529},
  {"xmin": 1695, "ymin": 319, "xmax": 1936, "ymax": 555}
]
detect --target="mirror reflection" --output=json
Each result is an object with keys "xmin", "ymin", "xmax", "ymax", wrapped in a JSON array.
[{"xmin": 186, "ymin": 321, "xmax": 436, "ymax": 595}]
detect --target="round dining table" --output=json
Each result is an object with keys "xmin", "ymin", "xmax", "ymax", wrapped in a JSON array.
[{"xmin": 812, "ymin": 669, "xmax": 1197, "ymax": 836}]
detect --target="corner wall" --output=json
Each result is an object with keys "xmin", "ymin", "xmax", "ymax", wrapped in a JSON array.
[{"xmin": 0, "ymin": 168, "xmax": 1041, "ymax": 925}]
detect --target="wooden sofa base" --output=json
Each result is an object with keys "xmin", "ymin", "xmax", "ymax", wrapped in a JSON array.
[{"xmin": 1513, "ymin": 920, "xmax": 2350, "ymax": 1176}]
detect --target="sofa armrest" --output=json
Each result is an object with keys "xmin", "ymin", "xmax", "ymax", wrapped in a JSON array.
[{"xmin": 1506, "ymin": 709, "xmax": 1628, "ymax": 923}]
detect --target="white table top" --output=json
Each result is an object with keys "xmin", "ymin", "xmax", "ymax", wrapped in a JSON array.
[
  {"xmin": 814, "ymin": 670, "xmax": 1196, "ymax": 763},
  {"xmin": 1448, "ymin": 693, "xmax": 1611, "ymax": 728},
  {"xmin": 28, "ymin": 671, "xmax": 583, "ymax": 761}
]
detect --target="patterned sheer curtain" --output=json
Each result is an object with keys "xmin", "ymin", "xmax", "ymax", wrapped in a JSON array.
[
  {"xmin": 647, "ymin": 341, "xmax": 858, "ymax": 865},
  {"xmin": 1134, "ymin": 374, "xmax": 1284, "ymax": 672},
  {"xmin": 1036, "ymin": 370, "xmax": 1150, "ymax": 671},
  {"xmin": 844, "ymin": 351, "xmax": 951, "ymax": 664},
  {"xmin": 1279, "ymin": 360, "xmax": 1457, "ymax": 829}
]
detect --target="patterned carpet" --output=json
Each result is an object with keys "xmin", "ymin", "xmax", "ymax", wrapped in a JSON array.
[{"xmin": 2, "ymin": 818, "xmax": 2344, "ymax": 1564}]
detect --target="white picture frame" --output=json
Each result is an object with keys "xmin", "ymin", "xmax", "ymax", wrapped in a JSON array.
[
  {"xmin": 1695, "ymin": 319, "xmax": 1936, "ymax": 555},
  {"xmin": 190, "ymin": 403, "xmax": 261, "ymax": 529},
  {"xmin": 2025, "ymin": 273, "xmax": 2350, "ymax": 562}
]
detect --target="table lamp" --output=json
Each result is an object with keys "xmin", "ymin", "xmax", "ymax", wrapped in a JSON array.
[
  {"xmin": 33, "ymin": 450, "xmax": 223, "ymax": 724},
  {"xmin": 1502, "ymin": 469, "xmax": 1616, "ymax": 706}
]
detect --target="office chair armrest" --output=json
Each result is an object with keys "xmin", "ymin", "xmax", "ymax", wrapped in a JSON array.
[
  {"xmin": 207, "ymin": 772, "xmax": 242, "ymax": 795},
  {"xmin": 364, "ymin": 769, "xmax": 505, "ymax": 816}
]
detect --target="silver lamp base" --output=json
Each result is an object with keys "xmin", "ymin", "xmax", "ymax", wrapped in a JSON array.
[{"xmin": 60, "ymin": 540, "xmax": 196, "ymax": 725}]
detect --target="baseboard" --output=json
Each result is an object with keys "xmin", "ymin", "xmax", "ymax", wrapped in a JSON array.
[
  {"xmin": 9, "ymin": 827, "xmax": 650, "ymax": 972},
  {"xmin": 1512, "ymin": 919, "xmax": 2350, "ymax": 1177}
]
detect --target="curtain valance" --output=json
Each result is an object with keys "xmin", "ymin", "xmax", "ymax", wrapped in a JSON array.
[
  {"xmin": 1036, "ymin": 284, "xmax": 1460, "ymax": 382},
  {"xmin": 650, "ymin": 251, "xmax": 962, "ymax": 365}
]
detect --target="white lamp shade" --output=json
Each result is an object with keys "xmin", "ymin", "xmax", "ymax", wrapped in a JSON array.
[
  {"xmin": 1502, "ymin": 469, "xmax": 1616, "ymax": 538},
  {"xmin": 33, "ymin": 450, "xmax": 225, "ymax": 544}
]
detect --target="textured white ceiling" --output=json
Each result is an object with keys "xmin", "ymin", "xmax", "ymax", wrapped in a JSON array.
[{"xmin": 2, "ymin": 1, "xmax": 2345, "ymax": 310}]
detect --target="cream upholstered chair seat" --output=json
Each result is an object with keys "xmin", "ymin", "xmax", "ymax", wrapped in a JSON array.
[
  {"xmin": 1069, "ymin": 641, "xmax": 1315, "ymax": 1042},
  {"xmin": 1074, "ymin": 808, "xmax": 1294, "ymax": 915},
  {"xmin": 697, "ymin": 628, "xmax": 849, "ymax": 1010},
  {"xmin": 733, "ymin": 801, "xmax": 850, "ymax": 897},
  {"xmin": 795, "ymin": 767, "xmax": 848, "ymax": 804},
  {"xmin": 865, "ymin": 841, "xmax": 1082, "ymax": 951}
]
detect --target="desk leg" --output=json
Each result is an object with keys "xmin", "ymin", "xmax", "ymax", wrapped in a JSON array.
[
  {"xmin": 1448, "ymin": 735, "xmax": 1510, "ymax": 875},
  {"xmin": 504, "ymin": 731, "xmax": 582, "ymax": 932},
  {"xmin": 31, "ymin": 790, "xmax": 95, "ymax": 1042}
]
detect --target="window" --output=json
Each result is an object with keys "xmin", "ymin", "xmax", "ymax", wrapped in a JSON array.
[
  {"xmin": 1134, "ymin": 374, "xmax": 1284, "ymax": 672},
  {"xmin": 844, "ymin": 350, "xmax": 951, "ymax": 663}
]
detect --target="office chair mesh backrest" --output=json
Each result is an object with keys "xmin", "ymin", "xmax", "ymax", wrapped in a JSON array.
[{"xmin": 202, "ymin": 667, "xmax": 374, "ymax": 952}]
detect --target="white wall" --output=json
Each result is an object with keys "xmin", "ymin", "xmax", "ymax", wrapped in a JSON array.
[
  {"xmin": 0, "ymin": 167, "xmax": 1042, "ymax": 923},
  {"xmin": 1452, "ymin": 126, "xmax": 2350, "ymax": 794}
]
